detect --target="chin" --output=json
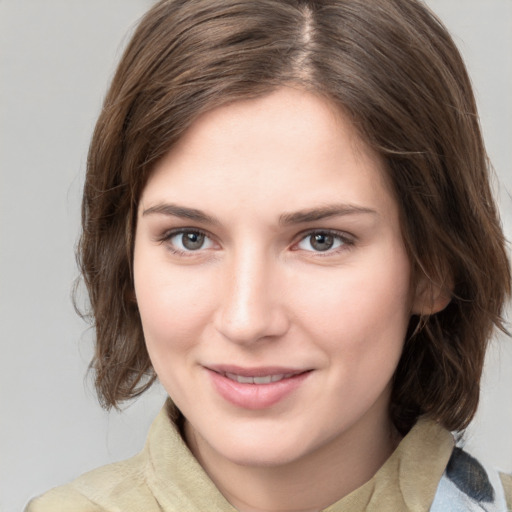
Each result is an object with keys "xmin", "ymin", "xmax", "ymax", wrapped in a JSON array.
[
  {"xmin": 193, "ymin": 417, "xmax": 323, "ymax": 469},
  {"xmin": 220, "ymin": 441, "xmax": 307, "ymax": 468}
]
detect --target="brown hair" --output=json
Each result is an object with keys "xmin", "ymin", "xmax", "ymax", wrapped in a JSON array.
[{"xmin": 78, "ymin": 0, "xmax": 510, "ymax": 434}]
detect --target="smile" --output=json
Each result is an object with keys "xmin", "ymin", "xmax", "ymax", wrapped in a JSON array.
[
  {"xmin": 223, "ymin": 372, "xmax": 297, "ymax": 384},
  {"xmin": 206, "ymin": 366, "xmax": 311, "ymax": 409}
]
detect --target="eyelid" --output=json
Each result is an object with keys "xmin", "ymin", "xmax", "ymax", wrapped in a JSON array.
[
  {"xmin": 157, "ymin": 227, "xmax": 219, "ymax": 255},
  {"xmin": 155, "ymin": 226, "xmax": 355, "ymax": 256},
  {"xmin": 158, "ymin": 226, "xmax": 208, "ymax": 241},
  {"xmin": 291, "ymin": 228, "xmax": 356, "ymax": 253}
]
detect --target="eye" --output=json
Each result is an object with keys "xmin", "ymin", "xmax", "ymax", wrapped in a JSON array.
[
  {"xmin": 165, "ymin": 229, "xmax": 215, "ymax": 252},
  {"xmin": 295, "ymin": 231, "xmax": 350, "ymax": 253}
]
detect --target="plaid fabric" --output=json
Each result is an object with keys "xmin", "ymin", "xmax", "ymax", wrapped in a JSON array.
[{"xmin": 430, "ymin": 448, "xmax": 509, "ymax": 512}]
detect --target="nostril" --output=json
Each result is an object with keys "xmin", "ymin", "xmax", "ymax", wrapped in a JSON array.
[
  {"xmin": 213, "ymin": 261, "xmax": 290, "ymax": 344},
  {"xmin": 214, "ymin": 301, "xmax": 290, "ymax": 345}
]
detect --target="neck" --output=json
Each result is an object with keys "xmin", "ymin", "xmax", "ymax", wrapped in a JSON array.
[{"xmin": 185, "ymin": 408, "xmax": 401, "ymax": 512}]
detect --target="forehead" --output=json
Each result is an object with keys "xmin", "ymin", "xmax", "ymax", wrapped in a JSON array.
[{"xmin": 140, "ymin": 87, "xmax": 396, "ymax": 222}]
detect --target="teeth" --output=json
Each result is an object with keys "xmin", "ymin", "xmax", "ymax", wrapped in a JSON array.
[
  {"xmin": 253, "ymin": 376, "xmax": 273, "ymax": 384},
  {"xmin": 224, "ymin": 372, "xmax": 291, "ymax": 384},
  {"xmin": 237, "ymin": 375, "xmax": 254, "ymax": 384}
]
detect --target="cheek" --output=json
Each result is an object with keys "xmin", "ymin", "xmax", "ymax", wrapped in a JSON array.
[
  {"xmin": 296, "ymin": 255, "xmax": 411, "ymax": 409},
  {"xmin": 133, "ymin": 252, "xmax": 216, "ymax": 352},
  {"xmin": 292, "ymin": 249, "xmax": 412, "ymax": 354}
]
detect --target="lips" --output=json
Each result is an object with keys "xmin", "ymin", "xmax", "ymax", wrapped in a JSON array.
[
  {"xmin": 207, "ymin": 364, "xmax": 307, "ymax": 377},
  {"xmin": 224, "ymin": 372, "xmax": 297, "ymax": 384},
  {"xmin": 205, "ymin": 365, "xmax": 311, "ymax": 409}
]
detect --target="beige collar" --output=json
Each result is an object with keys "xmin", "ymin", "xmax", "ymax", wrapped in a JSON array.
[{"xmin": 144, "ymin": 404, "xmax": 454, "ymax": 512}]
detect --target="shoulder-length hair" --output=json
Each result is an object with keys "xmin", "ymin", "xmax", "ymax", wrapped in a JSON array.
[{"xmin": 78, "ymin": 0, "xmax": 510, "ymax": 434}]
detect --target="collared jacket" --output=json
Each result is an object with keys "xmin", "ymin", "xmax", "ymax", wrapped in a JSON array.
[{"xmin": 26, "ymin": 405, "xmax": 512, "ymax": 512}]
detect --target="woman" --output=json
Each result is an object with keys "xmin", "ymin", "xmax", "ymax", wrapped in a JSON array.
[{"xmin": 27, "ymin": 0, "xmax": 511, "ymax": 510}]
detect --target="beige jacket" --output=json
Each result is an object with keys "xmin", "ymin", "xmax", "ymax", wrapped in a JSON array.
[{"xmin": 26, "ymin": 405, "xmax": 512, "ymax": 511}]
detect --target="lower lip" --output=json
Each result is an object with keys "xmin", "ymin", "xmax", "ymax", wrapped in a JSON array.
[{"xmin": 207, "ymin": 370, "xmax": 311, "ymax": 410}]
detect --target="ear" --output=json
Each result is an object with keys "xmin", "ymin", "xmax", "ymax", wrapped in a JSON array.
[{"xmin": 411, "ymin": 274, "xmax": 452, "ymax": 316}]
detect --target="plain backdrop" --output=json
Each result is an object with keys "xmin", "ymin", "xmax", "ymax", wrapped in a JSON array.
[{"xmin": 0, "ymin": 1, "xmax": 511, "ymax": 511}]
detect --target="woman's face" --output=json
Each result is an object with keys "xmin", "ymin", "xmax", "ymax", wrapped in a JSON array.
[{"xmin": 134, "ymin": 87, "xmax": 421, "ymax": 469}]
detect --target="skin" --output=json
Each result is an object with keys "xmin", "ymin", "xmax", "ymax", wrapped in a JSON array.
[{"xmin": 133, "ymin": 87, "xmax": 440, "ymax": 512}]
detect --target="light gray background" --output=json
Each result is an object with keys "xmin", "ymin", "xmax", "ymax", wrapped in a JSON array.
[{"xmin": 1, "ymin": 1, "xmax": 511, "ymax": 511}]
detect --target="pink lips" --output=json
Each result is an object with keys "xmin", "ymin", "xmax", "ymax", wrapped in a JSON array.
[{"xmin": 206, "ymin": 365, "xmax": 311, "ymax": 410}]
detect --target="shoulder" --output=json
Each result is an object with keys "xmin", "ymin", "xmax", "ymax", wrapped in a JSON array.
[
  {"xmin": 25, "ymin": 452, "xmax": 160, "ymax": 512},
  {"xmin": 25, "ymin": 484, "xmax": 102, "ymax": 512},
  {"xmin": 499, "ymin": 472, "xmax": 512, "ymax": 511}
]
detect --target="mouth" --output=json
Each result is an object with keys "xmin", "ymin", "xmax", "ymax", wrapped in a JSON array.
[
  {"xmin": 221, "ymin": 371, "xmax": 304, "ymax": 385},
  {"xmin": 205, "ymin": 365, "xmax": 312, "ymax": 409},
  {"xmin": 206, "ymin": 364, "xmax": 309, "ymax": 383}
]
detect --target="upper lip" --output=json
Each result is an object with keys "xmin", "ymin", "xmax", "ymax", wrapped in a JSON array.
[{"xmin": 205, "ymin": 364, "xmax": 309, "ymax": 378}]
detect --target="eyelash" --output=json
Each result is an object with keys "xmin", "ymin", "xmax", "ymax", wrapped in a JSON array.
[
  {"xmin": 158, "ymin": 228, "xmax": 355, "ymax": 257},
  {"xmin": 292, "ymin": 229, "xmax": 355, "ymax": 255},
  {"xmin": 158, "ymin": 228, "xmax": 216, "ymax": 257}
]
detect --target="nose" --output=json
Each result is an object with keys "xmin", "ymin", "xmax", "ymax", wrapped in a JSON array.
[{"xmin": 213, "ymin": 250, "xmax": 290, "ymax": 345}]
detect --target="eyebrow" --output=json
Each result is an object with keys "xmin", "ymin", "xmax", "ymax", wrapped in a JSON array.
[
  {"xmin": 142, "ymin": 202, "xmax": 377, "ymax": 226},
  {"xmin": 278, "ymin": 204, "xmax": 378, "ymax": 225},
  {"xmin": 142, "ymin": 203, "xmax": 220, "ymax": 225}
]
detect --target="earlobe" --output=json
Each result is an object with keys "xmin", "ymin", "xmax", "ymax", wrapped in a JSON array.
[{"xmin": 411, "ymin": 275, "xmax": 452, "ymax": 316}]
